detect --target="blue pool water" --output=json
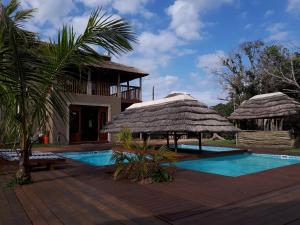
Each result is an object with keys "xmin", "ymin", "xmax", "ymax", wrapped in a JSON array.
[
  {"xmin": 60, "ymin": 150, "xmax": 115, "ymax": 166},
  {"xmin": 174, "ymin": 153, "xmax": 300, "ymax": 177},
  {"xmin": 174, "ymin": 144, "xmax": 239, "ymax": 152}
]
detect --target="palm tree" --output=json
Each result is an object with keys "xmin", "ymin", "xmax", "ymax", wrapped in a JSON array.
[{"xmin": 0, "ymin": 0, "xmax": 136, "ymax": 184}]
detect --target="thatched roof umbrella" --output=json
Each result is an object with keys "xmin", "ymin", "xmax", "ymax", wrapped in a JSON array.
[
  {"xmin": 229, "ymin": 92, "xmax": 300, "ymax": 120},
  {"xmin": 104, "ymin": 93, "xmax": 239, "ymax": 151}
]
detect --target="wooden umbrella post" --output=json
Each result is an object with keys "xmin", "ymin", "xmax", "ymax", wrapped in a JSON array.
[
  {"xmin": 198, "ymin": 132, "xmax": 202, "ymax": 151},
  {"xmin": 174, "ymin": 132, "xmax": 178, "ymax": 152},
  {"xmin": 166, "ymin": 132, "xmax": 170, "ymax": 148},
  {"xmin": 142, "ymin": 133, "xmax": 148, "ymax": 147}
]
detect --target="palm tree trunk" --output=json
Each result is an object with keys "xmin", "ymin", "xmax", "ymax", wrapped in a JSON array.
[
  {"xmin": 16, "ymin": 120, "xmax": 31, "ymax": 184},
  {"xmin": 16, "ymin": 148, "xmax": 31, "ymax": 184}
]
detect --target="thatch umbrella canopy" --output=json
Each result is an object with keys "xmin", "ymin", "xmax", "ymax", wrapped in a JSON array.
[
  {"xmin": 229, "ymin": 92, "xmax": 300, "ymax": 120},
  {"xmin": 104, "ymin": 93, "xmax": 239, "ymax": 151}
]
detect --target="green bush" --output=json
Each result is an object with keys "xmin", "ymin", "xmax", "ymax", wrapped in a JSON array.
[{"xmin": 111, "ymin": 128, "xmax": 176, "ymax": 183}]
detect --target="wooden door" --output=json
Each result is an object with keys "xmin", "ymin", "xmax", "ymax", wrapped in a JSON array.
[
  {"xmin": 98, "ymin": 107, "xmax": 108, "ymax": 142},
  {"xmin": 69, "ymin": 105, "xmax": 81, "ymax": 143}
]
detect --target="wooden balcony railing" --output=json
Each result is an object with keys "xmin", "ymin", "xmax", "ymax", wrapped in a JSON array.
[
  {"xmin": 111, "ymin": 85, "xmax": 141, "ymax": 102},
  {"xmin": 65, "ymin": 80, "xmax": 141, "ymax": 102},
  {"xmin": 64, "ymin": 79, "xmax": 87, "ymax": 94}
]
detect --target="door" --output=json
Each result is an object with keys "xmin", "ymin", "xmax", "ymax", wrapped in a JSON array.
[
  {"xmin": 69, "ymin": 105, "xmax": 81, "ymax": 143},
  {"xmin": 81, "ymin": 106, "xmax": 99, "ymax": 141},
  {"xmin": 98, "ymin": 107, "xmax": 108, "ymax": 142}
]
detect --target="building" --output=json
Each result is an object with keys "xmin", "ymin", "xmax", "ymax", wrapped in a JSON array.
[
  {"xmin": 50, "ymin": 55, "xmax": 148, "ymax": 145},
  {"xmin": 229, "ymin": 92, "xmax": 300, "ymax": 148}
]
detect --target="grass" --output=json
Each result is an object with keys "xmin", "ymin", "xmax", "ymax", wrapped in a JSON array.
[{"xmin": 184, "ymin": 139, "xmax": 236, "ymax": 147}]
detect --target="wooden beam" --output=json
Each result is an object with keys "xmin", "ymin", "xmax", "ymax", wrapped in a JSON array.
[
  {"xmin": 139, "ymin": 77, "xmax": 142, "ymax": 100},
  {"xmin": 117, "ymin": 73, "xmax": 121, "ymax": 97},
  {"xmin": 142, "ymin": 133, "xmax": 148, "ymax": 146},
  {"xmin": 174, "ymin": 132, "xmax": 178, "ymax": 153},
  {"xmin": 87, "ymin": 69, "xmax": 92, "ymax": 95},
  {"xmin": 198, "ymin": 132, "xmax": 202, "ymax": 151},
  {"xmin": 166, "ymin": 133, "xmax": 169, "ymax": 148}
]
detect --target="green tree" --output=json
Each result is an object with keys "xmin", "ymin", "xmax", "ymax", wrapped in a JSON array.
[
  {"xmin": 0, "ymin": 0, "xmax": 136, "ymax": 184},
  {"xmin": 217, "ymin": 40, "xmax": 300, "ymax": 107},
  {"xmin": 211, "ymin": 102, "xmax": 234, "ymax": 118},
  {"xmin": 219, "ymin": 40, "xmax": 265, "ymax": 107}
]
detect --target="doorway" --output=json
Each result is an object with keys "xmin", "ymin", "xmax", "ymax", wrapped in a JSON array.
[
  {"xmin": 69, "ymin": 105, "xmax": 108, "ymax": 144},
  {"xmin": 81, "ymin": 106, "xmax": 99, "ymax": 141}
]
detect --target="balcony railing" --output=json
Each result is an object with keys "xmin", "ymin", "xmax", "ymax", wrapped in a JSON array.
[
  {"xmin": 64, "ymin": 79, "xmax": 87, "ymax": 94},
  {"xmin": 65, "ymin": 80, "xmax": 141, "ymax": 102},
  {"xmin": 111, "ymin": 85, "xmax": 141, "ymax": 102}
]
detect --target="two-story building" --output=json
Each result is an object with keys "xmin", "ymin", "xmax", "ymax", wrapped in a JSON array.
[{"xmin": 49, "ymin": 55, "xmax": 148, "ymax": 145}]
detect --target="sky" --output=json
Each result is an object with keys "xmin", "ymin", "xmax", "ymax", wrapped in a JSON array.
[{"xmin": 6, "ymin": 0, "xmax": 300, "ymax": 105}]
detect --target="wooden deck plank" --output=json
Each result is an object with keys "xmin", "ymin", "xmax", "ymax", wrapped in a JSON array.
[
  {"xmin": 48, "ymin": 170, "xmax": 169, "ymax": 225},
  {"xmin": 0, "ymin": 174, "xmax": 32, "ymax": 225},
  {"xmin": 20, "ymin": 185, "xmax": 63, "ymax": 225},
  {"xmin": 15, "ymin": 187, "xmax": 49, "ymax": 225}
]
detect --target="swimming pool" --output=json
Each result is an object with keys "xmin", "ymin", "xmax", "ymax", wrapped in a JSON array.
[
  {"xmin": 173, "ymin": 144, "xmax": 239, "ymax": 152},
  {"xmin": 60, "ymin": 150, "xmax": 116, "ymax": 166},
  {"xmin": 174, "ymin": 153, "xmax": 300, "ymax": 177}
]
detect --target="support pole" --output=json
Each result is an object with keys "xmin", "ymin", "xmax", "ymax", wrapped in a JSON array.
[
  {"xmin": 174, "ymin": 132, "xmax": 178, "ymax": 153},
  {"xmin": 139, "ymin": 77, "xmax": 142, "ymax": 100},
  {"xmin": 166, "ymin": 133, "xmax": 169, "ymax": 148},
  {"xmin": 117, "ymin": 73, "xmax": 121, "ymax": 97},
  {"xmin": 142, "ymin": 133, "xmax": 148, "ymax": 147},
  {"xmin": 198, "ymin": 132, "xmax": 202, "ymax": 151}
]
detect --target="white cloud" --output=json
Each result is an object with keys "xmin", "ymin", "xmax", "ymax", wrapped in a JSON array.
[
  {"xmin": 197, "ymin": 50, "xmax": 226, "ymax": 74},
  {"xmin": 21, "ymin": 0, "xmax": 76, "ymax": 27},
  {"xmin": 77, "ymin": 0, "xmax": 152, "ymax": 17},
  {"xmin": 113, "ymin": 0, "xmax": 149, "ymax": 14},
  {"xmin": 287, "ymin": 0, "xmax": 300, "ymax": 15},
  {"xmin": 265, "ymin": 23, "xmax": 289, "ymax": 42},
  {"xmin": 76, "ymin": 0, "xmax": 113, "ymax": 8},
  {"xmin": 143, "ymin": 74, "xmax": 180, "ymax": 100},
  {"xmin": 244, "ymin": 23, "xmax": 253, "ymax": 30},
  {"xmin": 264, "ymin": 10, "xmax": 274, "ymax": 17},
  {"xmin": 166, "ymin": 0, "xmax": 234, "ymax": 40},
  {"xmin": 137, "ymin": 31, "xmax": 181, "ymax": 56}
]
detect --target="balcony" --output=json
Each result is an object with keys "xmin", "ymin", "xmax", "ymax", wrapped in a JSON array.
[
  {"xmin": 64, "ymin": 80, "xmax": 141, "ymax": 103},
  {"xmin": 111, "ymin": 85, "xmax": 141, "ymax": 103}
]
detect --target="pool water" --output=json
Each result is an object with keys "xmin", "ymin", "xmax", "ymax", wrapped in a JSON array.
[
  {"xmin": 174, "ymin": 144, "xmax": 239, "ymax": 152},
  {"xmin": 60, "ymin": 150, "xmax": 115, "ymax": 166},
  {"xmin": 174, "ymin": 153, "xmax": 300, "ymax": 177}
]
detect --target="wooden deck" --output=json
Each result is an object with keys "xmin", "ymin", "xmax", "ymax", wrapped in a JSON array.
[{"xmin": 1, "ymin": 153, "xmax": 300, "ymax": 225}]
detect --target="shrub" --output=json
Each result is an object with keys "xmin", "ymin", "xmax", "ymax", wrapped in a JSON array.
[{"xmin": 111, "ymin": 128, "xmax": 176, "ymax": 183}]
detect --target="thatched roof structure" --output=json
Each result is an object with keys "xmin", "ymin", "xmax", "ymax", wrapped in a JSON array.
[
  {"xmin": 229, "ymin": 92, "xmax": 300, "ymax": 120},
  {"xmin": 104, "ymin": 93, "xmax": 239, "ymax": 134}
]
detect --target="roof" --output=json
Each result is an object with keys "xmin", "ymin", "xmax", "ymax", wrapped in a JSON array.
[
  {"xmin": 88, "ymin": 60, "xmax": 148, "ymax": 76},
  {"xmin": 85, "ymin": 59, "xmax": 148, "ymax": 82},
  {"xmin": 229, "ymin": 92, "xmax": 300, "ymax": 120},
  {"xmin": 104, "ymin": 93, "xmax": 239, "ymax": 134}
]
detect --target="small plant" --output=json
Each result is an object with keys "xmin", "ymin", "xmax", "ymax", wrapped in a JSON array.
[
  {"xmin": 116, "ymin": 127, "xmax": 132, "ymax": 149},
  {"xmin": 111, "ymin": 128, "xmax": 176, "ymax": 183}
]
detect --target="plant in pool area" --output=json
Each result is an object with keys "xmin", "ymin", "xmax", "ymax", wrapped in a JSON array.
[
  {"xmin": 111, "ymin": 128, "xmax": 177, "ymax": 183},
  {"xmin": 116, "ymin": 127, "xmax": 132, "ymax": 149}
]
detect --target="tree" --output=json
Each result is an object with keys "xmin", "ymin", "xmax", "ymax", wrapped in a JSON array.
[
  {"xmin": 211, "ymin": 102, "xmax": 234, "ymax": 118},
  {"xmin": 217, "ymin": 40, "xmax": 300, "ymax": 108},
  {"xmin": 218, "ymin": 40, "xmax": 265, "ymax": 107},
  {"xmin": 0, "ymin": 0, "xmax": 136, "ymax": 184},
  {"xmin": 261, "ymin": 45, "xmax": 300, "ymax": 97}
]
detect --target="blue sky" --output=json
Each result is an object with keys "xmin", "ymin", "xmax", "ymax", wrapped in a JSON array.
[{"xmin": 8, "ymin": 0, "xmax": 300, "ymax": 105}]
